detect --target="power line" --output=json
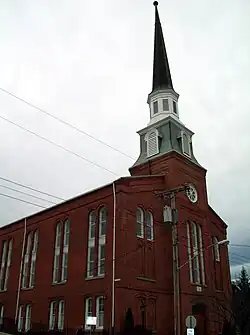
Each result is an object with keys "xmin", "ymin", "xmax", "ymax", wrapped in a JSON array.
[
  {"xmin": 0, "ymin": 192, "xmax": 47, "ymax": 209},
  {"xmin": 0, "ymin": 87, "xmax": 135, "ymax": 160},
  {"xmin": 0, "ymin": 176, "xmax": 65, "ymax": 201},
  {"xmin": 0, "ymin": 114, "xmax": 119, "ymax": 177},
  {"xmin": 0, "ymin": 184, "xmax": 58, "ymax": 205}
]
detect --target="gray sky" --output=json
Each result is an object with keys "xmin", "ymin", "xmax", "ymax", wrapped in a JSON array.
[{"xmin": 0, "ymin": 0, "xmax": 250, "ymax": 266}]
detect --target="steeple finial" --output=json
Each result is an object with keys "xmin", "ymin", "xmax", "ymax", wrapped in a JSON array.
[{"xmin": 152, "ymin": 1, "xmax": 173, "ymax": 92}]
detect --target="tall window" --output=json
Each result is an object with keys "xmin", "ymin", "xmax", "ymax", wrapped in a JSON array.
[
  {"xmin": 146, "ymin": 211, "xmax": 154, "ymax": 241},
  {"xmin": 49, "ymin": 300, "xmax": 64, "ymax": 331},
  {"xmin": 0, "ymin": 239, "xmax": 12, "ymax": 291},
  {"xmin": 153, "ymin": 101, "xmax": 158, "ymax": 114},
  {"xmin": 213, "ymin": 237, "xmax": 220, "ymax": 262},
  {"xmin": 0, "ymin": 305, "xmax": 4, "ymax": 328},
  {"xmin": 98, "ymin": 208, "xmax": 106, "ymax": 276},
  {"xmin": 136, "ymin": 208, "xmax": 144, "ymax": 238},
  {"xmin": 89, "ymin": 212, "xmax": 96, "ymax": 239},
  {"xmin": 87, "ymin": 211, "xmax": 96, "ymax": 278},
  {"xmin": 85, "ymin": 298, "xmax": 92, "ymax": 330},
  {"xmin": 22, "ymin": 233, "xmax": 32, "ymax": 288},
  {"xmin": 61, "ymin": 220, "xmax": 70, "ymax": 281},
  {"xmin": 49, "ymin": 301, "xmax": 57, "ymax": 330},
  {"xmin": 53, "ymin": 220, "xmax": 70, "ymax": 284},
  {"xmin": 29, "ymin": 231, "xmax": 38, "ymax": 288},
  {"xmin": 18, "ymin": 305, "xmax": 24, "ymax": 332},
  {"xmin": 186, "ymin": 221, "xmax": 205, "ymax": 285},
  {"xmin": 96, "ymin": 296, "xmax": 104, "ymax": 329},
  {"xmin": 181, "ymin": 132, "xmax": 191, "ymax": 157},
  {"xmin": 25, "ymin": 305, "xmax": 31, "ymax": 332},
  {"xmin": 58, "ymin": 300, "xmax": 65, "ymax": 330}
]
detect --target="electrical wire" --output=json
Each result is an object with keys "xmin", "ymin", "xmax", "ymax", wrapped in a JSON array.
[
  {"xmin": 0, "ymin": 184, "xmax": 58, "ymax": 205},
  {"xmin": 0, "ymin": 176, "xmax": 65, "ymax": 201},
  {"xmin": 0, "ymin": 192, "xmax": 47, "ymax": 209},
  {"xmin": 0, "ymin": 87, "xmax": 135, "ymax": 160},
  {"xmin": 0, "ymin": 114, "xmax": 119, "ymax": 177}
]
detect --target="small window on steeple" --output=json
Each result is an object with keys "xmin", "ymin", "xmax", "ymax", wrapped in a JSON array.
[
  {"xmin": 181, "ymin": 132, "xmax": 191, "ymax": 157},
  {"xmin": 153, "ymin": 101, "xmax": 158, "ymax": 114},
  {"xmin": 173, "ymin": 101, "xmax": 177, "ymax": 114},
  {"xmin": 163, "ymin": 99, "xmax": 169, "ymax": 111},
  {"xmin": 145, "ymin": 129, "xmax": 159, "ymax": 157}
]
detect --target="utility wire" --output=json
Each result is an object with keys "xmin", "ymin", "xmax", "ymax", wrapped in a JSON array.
[
  {"xmin": 0, "ymin": 192, "xmax": 47, "ymax": 209},
  {"xmin": 0, "ymin": 114, "xmax": 119, "ymax": 177},
  {"xmin": 0, "ymin": 176, "xmax": 65, "ymax": 201},
  {"xmin": 0, "ymin": 184, "xmax": 58, "ymax": 205},
  {"xmin": 0, "ymin": 87, "xmax": 135, "ymax": 160}
]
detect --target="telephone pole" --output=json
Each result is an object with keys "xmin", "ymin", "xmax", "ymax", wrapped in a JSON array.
[{"xmin": 156, "ymin": 185, "xmax": 189, "ymax": 335}]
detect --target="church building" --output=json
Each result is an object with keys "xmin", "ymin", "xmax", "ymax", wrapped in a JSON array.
[{"xmin": 0, "ymin": 2, "xmax": 231, "ymax": 335}]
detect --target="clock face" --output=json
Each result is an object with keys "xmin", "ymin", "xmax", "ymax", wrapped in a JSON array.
[{"xmin": 186, "ymin": 184, "xmax": 198, "ymax": 203}]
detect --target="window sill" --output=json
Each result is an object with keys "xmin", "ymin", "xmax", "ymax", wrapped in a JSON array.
[
  {"xmin": 136, "ymin": 236, "xmax": 144, "ymax": 239},
  {"xmin": 85, "ymin": 275, "xmax": 104, "ymax": 281},
  {"xmin": 0, "ymin": 289, "xmax": 7, "ymax": 293},
  {"xmin": 21, "ymin": 287, "xmax": 34, "ymax": 291},
  {"xmin": 52, "ymin": 280, "xmax": 67, "ymax": 286},
  {"xmin": 137, "ymin": 276, "xmax": 156, "ymax": 283}
]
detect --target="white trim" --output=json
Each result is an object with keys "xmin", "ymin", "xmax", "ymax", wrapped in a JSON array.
[
  {"xmin": 198, "ymin": 225, "xmax": 205, "ymax": 285},
  {"xmin": 49, "ymin": 301, "xmax": 56, "ymax": 330},
  {"xmin": 181, "ymin": 131, "xmax": 191, "ymax": 157},
  {"xmin": 22, "ymin": 233, "xmax": 32, "ymax": 289},
  {"xmin": 192, "ymin": 221, "xmax": 200, "ymax": 284},
  {"xmin": 61, "ymin": 220, "xmax": 70, "ymax": 282},
  {"xmin": 53, "ymin": 222, "xmax": 62, "ymax": 283},
  {"xmin": 58, "ymin": 300, "xmax": 64, "ymax": 330},
  {"xmin": 136, "ymin": 208, "xmax": 144, "ymax": 238},
  {"xmin": 87, "ymin": 246, "xmax": 95, "ymax": 278},
  {"xmin": 4, "ymin": 239, "xmax": 12, "ymax": 290},
  {"xmin": 25, "ymin": 304, "xmax": 31, "ymax": 332},
  {"xmin": 146, "ymin": 211, "xmax": 154, "ymax": 241},
  {"xmin": 0, "ymin": 305, "xmax": 4, "ymax": 326},
  {"xmin": 29, "ymin": 231, "xmax": 38, "ymax": 288},
  {"xmin": 99, "ymin": 207, "xmax": 107, "ymax": 238},
  {"xmin": 88, "ymin": 211, "xmax": 96, "ymax": 240},
  {"xmin": 85, "ymin": 297, "xmax": 92, "ymax": 330},
  {"xmin": 18, "ymin": 305, "xmax": 24, "ymax": 332},
  {"xmin": 98, "ymin": 244, "xmax": 105, "ymax": 276},
  {"xmin": 186, "ymin": 222, "xmax": 193, "ymax": 282},
  {"xmin": 96, "ymin": 296, "xmax": 104, "ymax": 329}
]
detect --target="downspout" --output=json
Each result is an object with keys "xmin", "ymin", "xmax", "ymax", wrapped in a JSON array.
[
  {"xmin": 15, "ymin": 218, "xmax": 27, "ymax": 324},
  {"xmin": 111, "ymin": 182, "xmax": 116, "ymax": 334}
]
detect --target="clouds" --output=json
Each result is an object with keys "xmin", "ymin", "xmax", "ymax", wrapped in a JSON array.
[{"xmin": 0, "ymin": 0, "xmax": 250, "ymax": 267}]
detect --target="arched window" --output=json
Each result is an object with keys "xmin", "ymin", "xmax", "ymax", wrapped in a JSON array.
[
  {"xmin": 99, "ymin": 208, "xmax": 106, "ymax": 237},
  {"xmin": 145, "ymin": 129, "xmax": 159, "ymax": 157},
  {"xmin": 88, "ymin": 211, "xmax": 96, "ymax": 239},
  {"xmin": 85, "ymin": 297, "xmax": 93, "ymax": 330},
  {"xmin": 136, "ymin": 208, "xmax": 144, "ymax": 238},
  {"xmin": 53, "ymin": 222, "xmax": 62, "ymax": 283},
  {"xmin": 29, "ymin": 231, "xmax": 38, "ymax": 287},
  {"xmin": 22, "ymin": 233, "xmax": 32, "ymax": 288},
  {"xmin": 146, "ymin": 211, "xmax": 154, "ymax": 241},
  {"xmin": 62, "ymin": 220, "xmax": 70, "ymax": 281}
]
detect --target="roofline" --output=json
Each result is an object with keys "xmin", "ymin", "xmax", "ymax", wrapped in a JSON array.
[
  {"xmin": 208, "ymin": 205, "xmax": 228, "ymax": 228},
  {"xmin": 0, "ymin": 174, "xmax": 164, "ymax": 230}
]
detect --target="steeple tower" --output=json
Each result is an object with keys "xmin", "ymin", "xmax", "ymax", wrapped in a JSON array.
[
  {"xmin": 130, "ymin": 2, "xmax": 201, "ymax": 172},
  {"xmin": 148, "ymin": 1, "xmax": 180, "ymax": 126}
]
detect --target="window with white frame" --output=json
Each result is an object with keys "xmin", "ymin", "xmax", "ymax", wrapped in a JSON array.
[
  {"xmin": 145, "ymin": 130, "xmax": 159, "ymax": 157},
  {"xmin": 25, "ymin": 304, "xmax": 31, "ymax": 332},
  {"xmin": 146, "ymin": 211, "xmax": 154, "ymax": 241},
  {"xmin": 58, "ymin": 300, "xmax": 65, "ymax": 330},
  {"xmin": 22, "ymin": 233, "xmax": 32, "ymax": 288},
  {"xmin": 98, "ymin": 244, "xmax": 105, "ymax": 276},
  {"xmin": 0, "ymin": 241, "xmax": 7, "ymax": 291},
  {"xmin": 49, "ymin": 301, "xmax": 57, "ymax": 330},
  {"xmin": 136, "ymin": 208, "xmax": 144, "ymax": 238},
  {"xmin": 213, "ymin": 237, "xmax": 220, "ymax": 262},
  {"xmin": 3, "ymin": 239, "xmax": 12, "ymax": 291},
  {"xmin": 0, "ymin": 305, "xmax": 4, "ymax": 327},
  {"xmin": 61, "ymin": 220, "xmax": 70, "ymax": 282},
  {"xmin": 96, "ymin": 296, "xmax": 104, "ymax": 329},
  {"xmin": 181, "ymin": 132, "xmax": 191, "ymax": 157},
  {"xmin": 85, "ymin": 297, "xmax": 92, "ymax": 330},
  {"xmin": 53, "ymin": 222, "xmax": 62, "ymax": 283},
  {"xmin": 153, "ymin": 101, "xmax": 158, "ymax": 115},
  {"xmin": 186, "ymin": 221, "xmax": 205, "ymax": 285},
  {"xmin": 29, "ymin": 231, "xmax": 38, "ymax": 288},
  {"xmin": 89, "ymin": 211, "xmax": 96, "ymax": 239},
  {"xmin": 18, "ymin": 305, "xmax": 24, "ymax": 332},
  {"xmin": 99, "ymin": 208, "xmax": 106, "ymax": 237},
  {"xmin": 87, "ymin": 246, "xmax": 95, "ymax": 278},
  {"xmin": 173, "ymin": 101, "xmax": 177, "ymax": 114},
  {"xmin": 163, "ymin": 99, "xmax": 169, "ymax": 111}
]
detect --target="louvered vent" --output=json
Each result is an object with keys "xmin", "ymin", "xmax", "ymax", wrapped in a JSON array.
[{"xmin": 147, "ymin": 131, "xmax": 159, "ymax": 157}]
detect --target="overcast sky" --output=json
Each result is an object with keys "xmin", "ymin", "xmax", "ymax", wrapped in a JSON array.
[{"xmin": 0, "ymin": 0, "xmax": 250, "ymax": 267}]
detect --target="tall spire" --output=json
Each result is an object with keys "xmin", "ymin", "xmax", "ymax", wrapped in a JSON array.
[{"xmin": 152, "ymin": 1, "xmax": 173, "ymax": 92}]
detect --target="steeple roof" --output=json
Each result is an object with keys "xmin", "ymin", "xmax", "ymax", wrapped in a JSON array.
[{"xmin": 152, "ymin": 1, "xmax": 174, "ymax": 92}]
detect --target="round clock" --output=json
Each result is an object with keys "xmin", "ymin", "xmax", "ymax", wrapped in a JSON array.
[{"xmin": 186, "ymin": 184, "xmax": 198, "ymax": 203}]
